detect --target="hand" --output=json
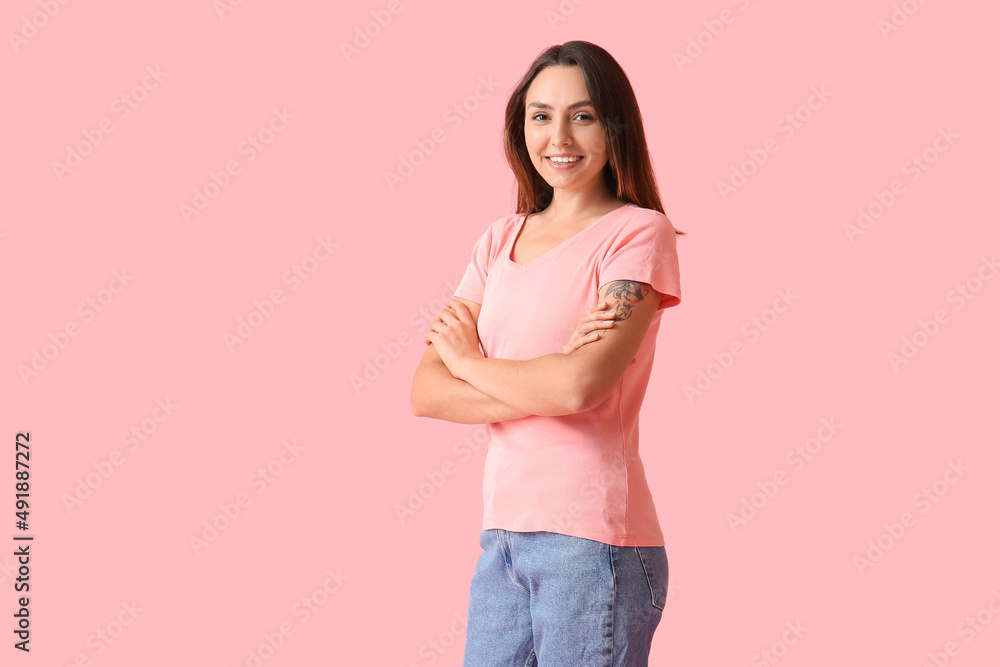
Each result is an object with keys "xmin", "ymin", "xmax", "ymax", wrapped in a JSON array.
[
  {"xmin": 561, "ymin": 299, "xmax": 617, "ymax": 354},
  {"xmin": 425, "ymin": 299, "xmax": 483, "ymax": 378}
]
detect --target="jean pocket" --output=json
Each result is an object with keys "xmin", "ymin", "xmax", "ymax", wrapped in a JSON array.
[{"xmin": 635, "ymin": 546, "xmax": 668, "ymax": 610}]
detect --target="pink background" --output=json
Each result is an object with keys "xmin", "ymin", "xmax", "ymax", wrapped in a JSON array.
[{"xmin": 3, "ymin": 1, "xmax": 998, "ymax": 665}]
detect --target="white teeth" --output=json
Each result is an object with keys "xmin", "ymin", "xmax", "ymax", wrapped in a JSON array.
[{"xmin": 549, "ymin": 156, "xmax": 581, "ymax": 163}]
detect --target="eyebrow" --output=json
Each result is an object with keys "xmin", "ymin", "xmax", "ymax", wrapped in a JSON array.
[{"xmin": 526, "ymin": 100, "xmax": 594, "ymax": 110}]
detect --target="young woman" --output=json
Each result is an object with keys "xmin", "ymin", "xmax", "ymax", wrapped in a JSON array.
[{"xmin": 411, "ymin": 40, "xmax": 684, "ymax": 666}]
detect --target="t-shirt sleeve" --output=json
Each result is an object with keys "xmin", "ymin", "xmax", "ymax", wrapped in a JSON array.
[
  {"xmin": 598, "ymin": 210, "xmax": 682, "ymax": 310},
  {"xmin": 453, "ymin": 221, "xmax": 498, "ymax": 304}
]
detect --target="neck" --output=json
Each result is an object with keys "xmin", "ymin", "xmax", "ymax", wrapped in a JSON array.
[{"xmin": 543, "ymin": 183, "xmax": 620, "ymax": 221}]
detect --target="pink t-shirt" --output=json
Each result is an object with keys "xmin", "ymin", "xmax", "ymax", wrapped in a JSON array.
[{"xmin": 453, "ymin": 202, "xmax": 682, "ymax": 547}]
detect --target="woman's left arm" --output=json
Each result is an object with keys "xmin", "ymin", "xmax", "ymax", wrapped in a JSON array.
[{"xmin": 431, "ymin": 280, "xmax": 662, "ymax": 416}]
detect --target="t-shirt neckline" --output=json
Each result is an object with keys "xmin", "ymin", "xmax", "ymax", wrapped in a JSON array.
[{"xmin": 506, "ymin": 202, "xmax": 634, "ymax": 267}]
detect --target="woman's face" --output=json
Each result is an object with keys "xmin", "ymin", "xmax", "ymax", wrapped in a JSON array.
[{"xmin": 523, "ymin": 65, "xmax": 610, "ymax": 198}]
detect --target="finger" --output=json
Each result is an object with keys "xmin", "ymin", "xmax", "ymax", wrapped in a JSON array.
[
  {"xmin": 444, "ymin": 300, "xmax": 470, "ymax": 323},
  {"xmin": 577, "ymin": 317, "xmax": 615, "ymax": 334},
  {"xmin": 562, "ymin": 342, "xmax": 579, "ymax": 354},
  {"xmin": 585, "ymin": 303, "xmax": 617, "ymax": 321},
  {"xmin": 586, "ymin": 311, "xmax": 617, "ymax": 326},
  {"xmin": 575, "ymin": 327, "xmax": 605, "ymax": 343},
  {"xmin": 428, "ymin": 318, "xmax": 451, "ymax": 335},
  {"xmin": 565, "ymin": 331, "xmax": 601, "ymax": 353},
  {"xmin": 446, "ymin": 299, "xmax": 468, "ymax": 317}
]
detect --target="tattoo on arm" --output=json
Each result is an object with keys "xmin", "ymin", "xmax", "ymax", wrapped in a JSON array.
[{"xmin": 604, "ymin": 280, "xmax": 649, "ymax": 321}]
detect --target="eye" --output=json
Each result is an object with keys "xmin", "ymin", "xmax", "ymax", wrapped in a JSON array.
[{"xmin": 526, "ymin": 111, "xmax": 595, "ymax": 122}]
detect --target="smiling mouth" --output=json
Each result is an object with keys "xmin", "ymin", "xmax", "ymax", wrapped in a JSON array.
[{"xmin": 546, "ymin": 156, "xmax": 582, "ymax": 164}]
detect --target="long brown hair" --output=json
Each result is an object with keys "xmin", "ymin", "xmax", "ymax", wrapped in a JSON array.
[{"xmin": 503, "ymin": 41, "xmax": 685, "ymax": 235}]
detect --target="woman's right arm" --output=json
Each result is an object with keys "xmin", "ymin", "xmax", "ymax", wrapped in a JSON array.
[{"xmin": 411, "ymin": 342, "xmax": 532, "ymax": 424}]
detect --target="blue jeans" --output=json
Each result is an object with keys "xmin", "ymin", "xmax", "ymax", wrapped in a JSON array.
[{"xmin": 462, "ymin": 529, "xmax": 668, "ymax": 666}]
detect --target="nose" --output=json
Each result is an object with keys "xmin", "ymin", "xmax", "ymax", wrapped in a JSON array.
[{"xmin": 550, "ymin": 118, "xmax": 573, "ymax": 148}]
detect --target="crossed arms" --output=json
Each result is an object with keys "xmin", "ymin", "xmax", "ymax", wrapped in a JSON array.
[{"xmin": 410, "ymin": 280, "xmax": 663, "ymax": 424}]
